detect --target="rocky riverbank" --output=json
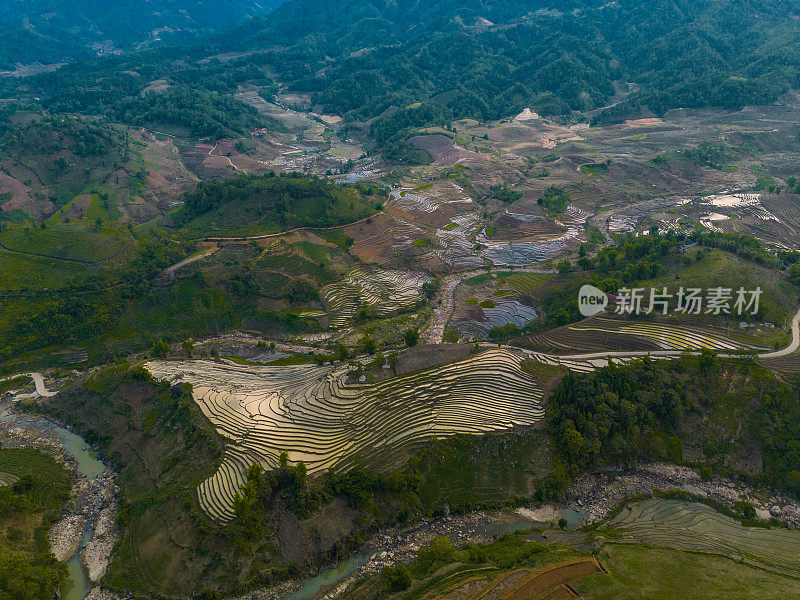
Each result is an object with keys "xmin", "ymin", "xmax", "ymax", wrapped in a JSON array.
[
  {"xmin": 40, "ymin": 445, "xmax": 118, "ymax": 581},
  {"xmin": 84, "ymin": 588, "xmax": 131, "ymax": 600},
  {"xmin": 264, "ymin": 462, "xmax": 800, "ymax": 600},
  {"xmin": 49, "ymin": 513, "xmax": 87, "ymax": 562},
  {"xmin": 82, "ymin": 492, "xmax": 120, "ymax": 582},
  {"xmin": 0, "ymin": 402, "xmax": 121, "ymax": 593},
  {"xmin": 0, "ymin": 404, "xmax": 69, "ymax": 461},
  {"xmin": 566, "ymin": 462, "xmax": 800, "ymax": 526}
]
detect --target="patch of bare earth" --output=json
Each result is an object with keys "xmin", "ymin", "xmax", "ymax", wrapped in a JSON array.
[
  {"xmin": 179, "ymin": 143, "xmax": 237, "ymax": 179},
  {"xmin": 409, "ymin": 134, "xmax": 486, "ymax": 165},
  {"xmin": 0, "ymin": 171, "xmax": 37, "ymax": 214},
  {"xmin": 137, "ymin": 130, "xmax": 199, "ymax": 209},
  {"xmin": 62, "ymin": 194, "xmax": 92, "ymax": 219}
]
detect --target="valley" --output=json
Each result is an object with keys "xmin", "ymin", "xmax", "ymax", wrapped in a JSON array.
[{"xmin": 1, "ymin": 2, "xmax": 800, "ymax": 599}]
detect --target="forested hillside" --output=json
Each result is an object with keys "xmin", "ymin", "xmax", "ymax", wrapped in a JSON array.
[
  {"xmin": 0, "ymin": 0, "xmax": 286, "ymax": 69},
  {"xmin": 5, "ymin": 0, "xmax": 800, "ymax": 136}
]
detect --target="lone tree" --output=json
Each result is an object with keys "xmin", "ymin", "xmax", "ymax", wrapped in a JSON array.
[
  {"xmin": 151, "ymin": 338, "xmax": 169, "ymax": 358},
  {"xmin": 404, "ymin": 328, "xmax": 420, "ymax": 347},
  {"xmin": 182, "ymin": 338, "xmax": 194, "ymax": 357},
  {"xmin": 359, "ymin": 335, "xmax": 377, "ymax": 355}
]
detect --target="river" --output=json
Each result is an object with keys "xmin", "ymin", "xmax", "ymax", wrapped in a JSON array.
[
  {"xmin": 0, "ymin": 404, "xmax": 105, "ymax": 600},
  {"xmin": 282, "ymin": 550, "xmax": 381, "ymax": 600},
  {"xmin": 54, "ymin": 423, "xmax": 105, "ymax": 600}
]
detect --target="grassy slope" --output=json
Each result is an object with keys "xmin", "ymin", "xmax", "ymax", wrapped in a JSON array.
[
  {"xmin": 0, "ymin": 221, "xmax": 135, "ymax": 269},
  {"xmin": 405, "ymin": 432, "xmax": 554, "ymax": 512},
  {"xmin": 0, "ymin": 114, "xmax": 141, "ymax": 215},
  {"xmin": 636, "ymin": 247, "xmax": 798, "ymax": 330},
  {"xmin": 0, "ymin": 220, "xmax": 140, "ymax": 302},
  {"xmin": 0, "ymin": 221, "xmax": 188, "ymax": 365},
  {"xmin": 578, "ymin": 543, "xmax": 800, "ymax": 600},
  {"xmin": 180, "ymin": 184, "xmax": 377, "ymax": 238}
]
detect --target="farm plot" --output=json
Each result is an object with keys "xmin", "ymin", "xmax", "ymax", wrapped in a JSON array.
[
  {"xmin": 344, "ymin": 213, "xmax": 423, "ymax": 263},
  {"xmin": 688, "ymin": 192, "xmax": 800, "ymax": 247},
  {"xmin": 320, "ymin": 268, "xmax": 432, "ymax": 327},
  {"xmin": 521, "ymin": 325, "xmax": 662, "ymax": 354},
  {"xmin": 493, "ymin": 210, "xmax": 569, "ymax": 240},
  {"xmin": 759, "ymin": 352, "xmax": 800, "ymax": 374},
  {"xmin": 390, "ymin": 189, "xmax": 438, "ymax": 213},
  {"xmin": 500, "ymin": 558, "xmax": 602, "ymax": 600},
  {"xmin": 763, "ymin": 193, "xmax": 800, "ymax": 224},
  {"xmin": 455, "ymin": 300, "xmax": 538, "ymax": 340},
  {"xmin": 146, "ymin": 348, "xmax": 544, "ymax": 522},
  {"xmin": 608, "ymin": 215, "xmax": 639, "ymax": 233},
  {"xmin": 435, "ymin": 213, "xmax": 484, "ymax": 268},
  {"xmin": 567, "ymin": 316, "xmax": 763, "ymax": 351},
  {"xmin": 608, "ymin": 498, "xmax": 800, "ymax": 576},
  {"xmin": 447, "ymin": 558, "xmax": 601, "ymax": 600},
  {"xmin": 504, "ymin": 272, "xmax": 554, "ymax": 298},
  {"xmin": 479, "ymin": 206, "xmax": 587, "ymax": 266}
]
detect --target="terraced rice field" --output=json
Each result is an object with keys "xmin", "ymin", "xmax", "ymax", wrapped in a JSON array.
[
  {"xmin": 693, "ymin": 192, "xmax": 800, "ymax": 248},
  {"xmin": 455, "ymin": 300, "xmax": 538, "ymax": 339},
  {"xmin": 504, "ymin": 272, "xmax": 553, "ymax": 297},
  {"xmin": 447, "ymin": 559, "xmax": 600, "ymax": 600},
  {"xmin": 0, "ymin": 472, "xmax": 19, "ymax": 487},
  {"xmin": 146, "ymin": 348, "xmax": 543, "ymax": 522},
  {"xmin": 436, "ymin": 213, "xmax": 483, "ymax": 268},
  {"xmin": 608, "ymin": 499, "xmax": 800, "ymax": 576},
  {"xmin": 391, "ymin": 181, "xmax": 473, "ymax": 215},
  {"xmin": 567, "ymin": 316, "xmax": 763, "ymax": 351},
  {"xmin": 391, "ymin": 190, "xmax": 439, "ymax": 213},
  {"xmin": 523, "ymin": 352, "xmax": 612, "ymax": 373},
  {"xmin": 764, "ymin": 193, "xmax": 800, "ymax": 224},
  {"xmin": 345, "ymin": 214, "xmax": 422, "ymax": 263},
  {"xmin": 479, "ymin": 206, "xmax": 587, "ymax": 266},
  {"xmin": 522, "ymin": 325, "xmax": 662, "ymax": 354},
  {"xmin": 607, "ymin": 215, "xmax": 639, "ymax": 233},
  {"xmin": 501, "ymin": 559, "xmax": 602, "ymax": 600},
  {"xmin": 759, "ymin": 352, "xmax": 800, "ymax": 374},
  {"xmin": 320, "ymin": 268, "xmax": 432, "ymax": 327}
]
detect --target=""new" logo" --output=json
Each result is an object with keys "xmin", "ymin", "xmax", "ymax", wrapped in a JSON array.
[{"xmin": 578, "ymin": 284, "xmax": 608, "ymax": 317}]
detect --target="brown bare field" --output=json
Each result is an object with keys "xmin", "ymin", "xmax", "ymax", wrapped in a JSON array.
[
  {"xmin": 477, "ymin": 569, "xmax": 532, "ymax": 600},
  {"xmin": 178, "ymin": 143, "xmax": 237, "ymax": 179},
  {"xmin": 501, "ymin": 559, "xmax": 601, "ymax": 600},
  {"xmin": 437, "ymin": 576, "xmax": 492, "ymax": 600},
  {"xmin": 538, "ymin": 586, "xmax": 580, "ymax": 600},
  {"xmin": 345, "ymin": 212, "xmax": 423, "ymax": 264},
  {"xmin": 0, "ymin": 170, "xmax": 51, "ymax": 219},
  {"xmin": 409, "ymin": 134, "xmax": 487, "ymax": 165},
  {"xmin": 60, "ymin": 193, "xmax": 91, "ymax": 220}
]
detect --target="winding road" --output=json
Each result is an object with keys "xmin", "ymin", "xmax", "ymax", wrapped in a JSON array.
[
  {"xmin": 209, "ymin": 143, "xmax": 245, "ymax": 173},
  {"xmin": 497, "ymin": 306, "xmax": 800, "ymax": 370},
  {"xmin": 158, "ymin": 247, "xmax": 219, "ymax": 282},
  {"xmin": 0, "ymin": 372, "xmax": 58, "ymax": 400},
  {"xmin": 760, "ymin": 307, "xmax": 800, "ymax": 358}
]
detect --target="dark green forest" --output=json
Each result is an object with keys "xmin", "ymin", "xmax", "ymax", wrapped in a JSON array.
[
  {"xmin": 4, "ymin": 0, "xmax": 800, "ymax": 145},
  {"xmin": 0, "ymin": 0, "xmax": 286, "ymax": 69},
  {"xmin": 177, "ymin": 173, "xmax": 381, "ymax": 234},
  {"xmin": 548, "ymin": 355, "xmax": 800, "ymax": 496}
]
